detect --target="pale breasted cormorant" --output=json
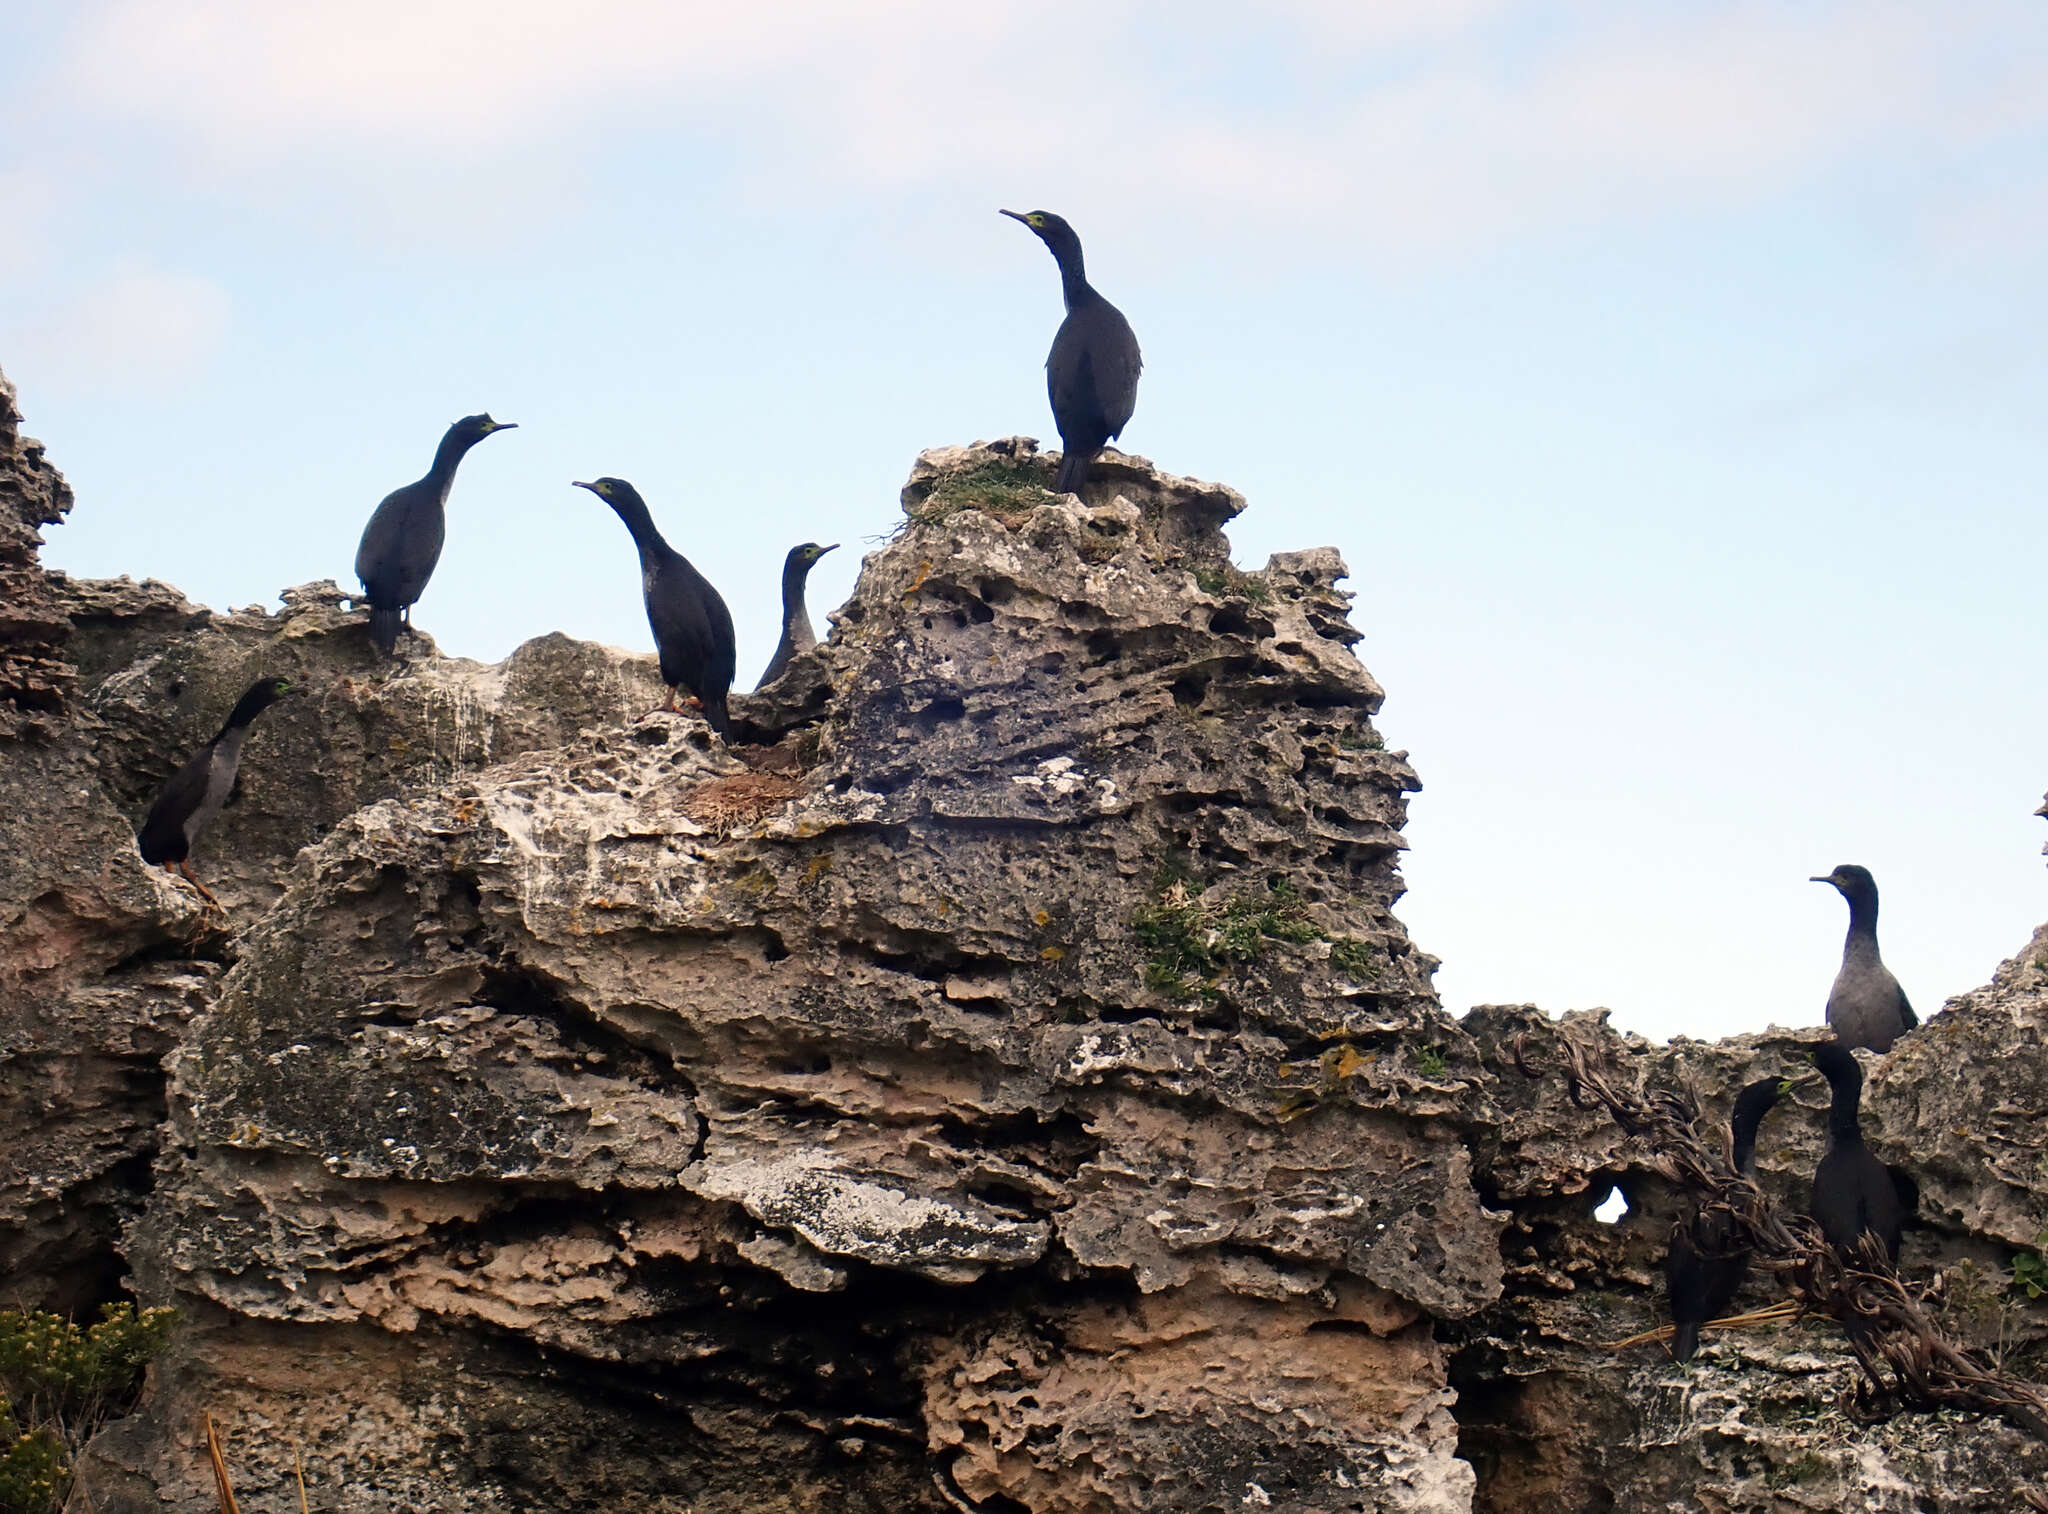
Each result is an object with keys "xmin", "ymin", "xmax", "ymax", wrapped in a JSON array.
[
  {"xmin": 575, "ymin": 478, "xmax": 736, "ymax": 733},
  {"xmin": 137, "ymin": 676, "xmax": 297, "ymax": 907},
  {"xmin": 1000, "ymin": 210, "xmax": 1142, "ymax": 497},
  {"xmin": 1808, "ymin": 1044, "xmax": 1910, "ymax": 1265},
  {"xmin": 1663, "ymin": 1076, "xmax": 1786, "ymax": 1360},
  {"xmin": 354, "ymin": 414, "xmax": 516, "ymax": 655},
  {"xmin": 754, "ymin": 541, "xmax": 837, "ymax": 690},
  {"xmin": 1811, "ymin": 864, "xmax": 1917, "ymax": 1053}
]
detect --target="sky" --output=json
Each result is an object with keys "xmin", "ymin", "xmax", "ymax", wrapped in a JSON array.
[{"xmin": 5, "ymin": 0, "xmax": 2047, "ymax": 1043}]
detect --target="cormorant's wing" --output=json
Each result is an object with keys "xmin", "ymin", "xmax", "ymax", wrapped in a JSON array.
[
  {"xmin": 648, "ymin": 559, "xmax": 737, "ymax": 698},
  {"xmin": 1896, "ymin": 985, "xmax": 1918, "ymax": 1029},
  {"xmin": 1089, "ymin": 302, "xmax": 1143, "ymax": 438},
  {"xmin": 1887, "ymin": 1163, "xmax": 1920, "ymax": 1220},
  {"xmin": 355, "ymin": 482, "xmax": 446, "ymax": 606},
  {"xmin": 138, "ymin": 745, "xmax": 216, "ymax": 863}
]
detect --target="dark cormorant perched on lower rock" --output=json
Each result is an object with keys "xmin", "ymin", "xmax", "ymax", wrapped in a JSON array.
[
  {"xmin": 1664, "ymin": 1076, "xmax": 1786, "ymax": 1360},
  {"xmin": 755, "ymin": 541, "xmax": 836, "ymax": 690},
  {"xmin": 1811, "ymin": 864, "xmax": 1916, "ymax": 1053},
  {"xmin": 1000, "ymin": 209, "xmax": 1142, "ymax": 498},
  {"xmin": 137, "ymin": 676, "xmax": 297, "ymax": 907},
  {"xmin": 575, "ymin": 478, "xmax": 735, "ymax": 733},
  {"xmin": 355, "ymin": 413, "xmax": 516, "ymax": 655},
  {"xmin": 1809, "ymin": 1044, "xmax": 1909, "ymax": 1265}
]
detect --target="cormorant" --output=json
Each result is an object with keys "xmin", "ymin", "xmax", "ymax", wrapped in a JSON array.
[
  {"xmin": 354, "ymin": 413, "xmax": 516, "ymax": 655},
  {"xmin": 575, "ymin": 478, "xmax": 736, "ymax": 732},
  {"xmin": 1664, "ymin": 1076, "xmax": 1787, "ymax": 1360},
  {"xmin": 1811, "ymin": 864, "xmax": 1917, "ymax": 1053},
  {"xmin": 754, "ymin": 541, "xmax": 837, "ymax": 690},
  {"xmin": 137, "ymin": 676, "xmax": 297, "ymax": 907},
  {"xmin": 1808, "ymin": 1043, "xmax": 1909, "ymax": 1265},
  {"xmin": 1000, "ymin": 209, "xmax": 1142, "ymax": 497}
]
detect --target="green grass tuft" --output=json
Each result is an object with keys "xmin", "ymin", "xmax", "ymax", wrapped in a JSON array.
[
  {"xmin": 1190, "ymin": 563, "xmax": 1272, "ymax": 603},
  {"xmin": 2013, "ymin": 1231, "xmax": 2048, "ymax": 1299},
  {"xmin": 903, "ymin": 459, "xmax": 1052, "ymax": 524},
  {"xmin": 1133, "ymin": 875, "xmax": 1322, "ymax": 999},
  {"xmin": 1329, "ymin": 937, "xmax": 1381, "ymax": 981}
]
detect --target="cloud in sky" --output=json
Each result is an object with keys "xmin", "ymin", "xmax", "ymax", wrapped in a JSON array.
[
  {"xmin": 45, "ymin": 0, "xmax": 2048, "ymax": 262},
  {"xmin": 23, "ymin": 264, "xmax": 233, "ymax": 389}
]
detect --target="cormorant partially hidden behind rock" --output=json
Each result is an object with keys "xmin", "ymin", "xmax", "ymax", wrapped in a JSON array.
[
  {"xmin": 1664, "ymin": 1077, "xmax": 1786, "ymax": 1361},
  {"xmin": 1000, "ymin": 209, "xmax": 1142, "ymax": 498},
  {"xmin": 575, "ymin": 478, "xmax": 736, "ymax": 733},
  {"xmin": 1808, "ymin": 1044, "xmax": 1910, "ymax": 1265},
  {"xmin": 1811, "ymin": 864, "xmax": 1917, "ymax": 1053},
  {"xmin": 137, "ymin": 676, "xmax": 297, "ymax": 908},
  {"xmin": 355, "ymin": 414, "xmax": 516, "ymax": 655},
  {"xmin": 755, "ymin": 541, "xmax": 837, "ymax": 690}
]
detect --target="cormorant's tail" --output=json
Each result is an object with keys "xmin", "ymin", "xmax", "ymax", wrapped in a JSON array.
[
  {"xmin": 703, "ymin": 693, "xmax": 731, "ymax": 736},
  {"xmin": 1670, "ymin": 1321, "xmax": 1700, "ymax": 1362},
  {"xmin": 1055, "ymin": 446, "xmax": 1098, "ymax": 497},
  {"xmin": 369, "ymin": 606, "xmax": 402, "ymax": 657}
]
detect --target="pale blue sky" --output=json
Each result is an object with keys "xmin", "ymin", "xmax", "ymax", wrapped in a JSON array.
[{"xmin": 7, "ymin": 1, "xmax": 2047, "ymax": 1041}]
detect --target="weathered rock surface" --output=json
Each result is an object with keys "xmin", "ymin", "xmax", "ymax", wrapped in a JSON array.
[
  {"xmin": 1, "ymin": 397, "xmax": 2043, "ymax": 1513},
  {"xmin": 1452, "ymin": 998, "xmax": 2048, "ymax": 1512},
  {"xmin": 0, "ymin": 364, "xmax": 75, "ymax": 733}
]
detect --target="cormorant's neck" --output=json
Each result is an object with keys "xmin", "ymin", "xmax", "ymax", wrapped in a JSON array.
[
  {"xmin": 1043, "ymin": 233, "xmax": 1093, "ymax": 311},
  {"xmin": 1825, "ymin": 1078, "xmax": 1864, "ymax": 1143},
  {"xmin": 427, "ymin": 430, "xmax": 479, "ymax": 485},
  {"xmin": 611, "ymin": 497, "xmax": 673, "ymax": 561},
  {"xmin": 1841, "ymin": 899, "xmax": 1881, "ymax": 968},
  {"xmin": 215, "ymin": 695, "xmax": 273, "ymax": 740},
  {"xmin": 780, "ymin": 559, "xmax": 814, "ymax": 623},
  {"xmin": 211, "ymin": 715, "xmax": 254, "ymax": 751},
  {"xmin": 1059, "ymin": 262, "xmax": 1097, "ymax": 313},
  {"xmin": 1731, "ymin": 1111, "xmax": 1768, "ymax": 1175}
]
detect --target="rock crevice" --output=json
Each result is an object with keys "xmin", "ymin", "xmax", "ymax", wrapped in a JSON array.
[{"xmin": 1, "ymin": 389, "xmax": 2043, "ymax": 1512}]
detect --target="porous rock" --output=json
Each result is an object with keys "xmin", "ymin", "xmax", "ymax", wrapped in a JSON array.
[{"xmin": 1, "ymin": 396, "xmax": 2042, "ymax": 1513}]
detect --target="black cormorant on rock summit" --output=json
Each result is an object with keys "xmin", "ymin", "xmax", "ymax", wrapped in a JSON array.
[
  {"xmin": 137, "ymin": 676, "xmax": 297, "ymax": 908},
  {"xmin": 1811, "ymin": 864, "xmax": 1916, "ymax": 1053},
  {"xmin": 754, "ymin": 541, "xmax": 837, "ymax": 690},
  {"xmin": 1808, "ymin": 1043, "xmax": 1910, "ymax": 1266},
  {"xmin": 575, "ymin": 478, "xmax": 736, "ymax": 733},
  {"xmin": 354, "ymin": 414, "xmax": 516, "ymax": 655},
  {"xmin": 1000, "ymin": 209, "xmax": 1142, "ymax": 498},
  {"xmin": 1663, "ymin": 1076, "xmax": 1786, "ymax": 1361}
]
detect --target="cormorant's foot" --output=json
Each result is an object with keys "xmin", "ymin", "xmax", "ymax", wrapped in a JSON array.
[{"xmin": 683, "ymin": 695, "xmax": 705, "ymax": 712}]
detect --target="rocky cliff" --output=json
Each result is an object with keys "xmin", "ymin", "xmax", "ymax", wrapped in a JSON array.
[{"xmin": 1, "ymin": 367, "xmax": 2043, "ymax": 1512}]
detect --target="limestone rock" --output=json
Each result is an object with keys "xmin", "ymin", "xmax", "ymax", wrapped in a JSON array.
[{"xmin": 0, "ymin": 404, "xmax": 2041, "ymax": 1513}]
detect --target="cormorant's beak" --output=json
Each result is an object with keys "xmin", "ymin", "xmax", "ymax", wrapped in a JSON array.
[
  {"xmin": 489, "ymin": 421, "xmax": 518, "ymax": 433},
  {"xmin": 999, "ymin": 209, "xmax": 1029, "ymax": 224},
  {"xmin": 1809, "ymin": 875, "xmax": 1833, "ymax": 885},
  {"xmin": 819, "ymin": 543, "xmax": 840, "ymax": 557},
  {"xmin": 572, "ymin": 480, "xmax": 598, "ymax": 494}
]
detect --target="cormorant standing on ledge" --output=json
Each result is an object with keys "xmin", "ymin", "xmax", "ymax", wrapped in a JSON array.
[
  {"xmin": 755, "ymin": 541, "xmax": 837, "ymax": 690},
  {"xmin": 1000, "ymin": 209, "xmax": 1142, "ymax": 497},
  {"xmin": 1811, "ymin": 864, "xmax": 1916, "ymax": 1053},
  {"xmin": 1664, "ymin": 1077, "xmax": 1786, "ymax": 1360},
  {"xmin": 575, "ymin": 478, "xmax": 735, "ymax": 733},
  {"xmin": 137, "ymin": 676, "xmax": 298, "ymax": 908},
  {"xmin": 355, "ymin": 414, "xmax": 516, "ymax": 655},
  {"xmin": 1809, "ymin": 1044, "xmax": 1910, "ymax": 1265}
]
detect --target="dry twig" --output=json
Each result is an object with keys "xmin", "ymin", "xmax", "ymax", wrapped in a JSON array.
[
  {"xmin": 1515, "ymin": 1023, "xmax": 2048, "ymax": 1444},
  {"xmin": 203, "ymin": 1413, "xmax": 240, "ymax": 1514}
]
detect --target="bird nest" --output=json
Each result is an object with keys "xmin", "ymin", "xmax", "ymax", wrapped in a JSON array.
[
  {"xmin": 683, "ymin": 772, "xmax": 806, "ymax": 837},
  {"xmin": 1515, "ymin": 1024, "xmax": 2048, "ymax": 1444}
]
